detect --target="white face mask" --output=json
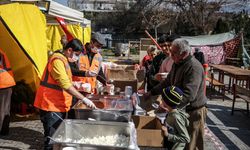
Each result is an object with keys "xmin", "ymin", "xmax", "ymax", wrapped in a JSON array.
[
  {"xmin": 72, "ymin": 53, "xmax": 79, "ymax": 62},
  {"xmin": 97, "ymin": 48, "xmax": 102, "ymax": 53},
  {"xmin": 91, "ymin": 47, "xmax": 101, "ymax": 53}
]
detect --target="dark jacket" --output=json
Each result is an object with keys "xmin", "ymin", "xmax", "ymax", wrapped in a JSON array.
[
  {"xmin": 147, "ymin": 52, "xmax": 166, "ymax": 90},
  {"xmin": 151, "ymin": 55, "xmax": 207, "ymax": 109},
  {"xmin": 193, "ymin": 51, "xmax": 205, "ymax": 65}
]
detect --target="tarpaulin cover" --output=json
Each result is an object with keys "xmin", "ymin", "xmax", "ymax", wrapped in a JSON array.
[
  {"xmin": 0, "ymin": 3, "xmax": 47, "ymax": 90},
  {"xmin": 46, "ymin": 24, "xmax": 84, "ymax": 51},
  {"xmin": 181, "ymin": 31, "xmax": 236, "ymax": 46},
  {"xmin": 83, "ymin": 25, "xmax": 91, "ymax": 44}
]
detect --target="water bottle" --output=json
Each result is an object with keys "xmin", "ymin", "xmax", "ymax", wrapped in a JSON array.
[{"xmin": 125, "ymin": 86, "xmax": 133, "ymax": 98}]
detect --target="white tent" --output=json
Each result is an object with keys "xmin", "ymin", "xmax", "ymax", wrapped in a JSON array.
[
  {"xmin": 48, "ymin": 0, "xmax": 85, "ymax": 24},
  {"xmin": 9, "ymin": 0, "xmax": 91, "ymax": 26}
]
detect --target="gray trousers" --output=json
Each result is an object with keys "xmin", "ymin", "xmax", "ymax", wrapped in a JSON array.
[{"xmin": 0, "ymin": 88, "xmax": 12, "ymax": 130}]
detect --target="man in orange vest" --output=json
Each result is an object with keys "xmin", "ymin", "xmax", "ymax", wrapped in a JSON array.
[
  {"xmin": 0, "ymin": 49, "xmax": 16, "ymax": 135},
  {"xmin": 34, "ymin": 39, "xmax": 96, "ymax": 150},
  {"xmin": 72, "ymin": 32, "xmax": 106, "ymax": 94}
]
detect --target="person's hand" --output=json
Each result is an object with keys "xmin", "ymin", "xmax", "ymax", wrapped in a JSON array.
[
  {"xmin": 86, "ymin": 70, "xmax": 97, "ymax": 77},
  {"xmin": 155, "ymin": 73, "xmax": 168, "ymax": 81},
  {"xmin": 154, "ymin": 73, "xmax": 162, "ymax": 81},
  {"xmin": 159, "ymin": 103, "xmax": 169, "ymax": 112},
  {"xmin": 161, "ymin": 126, "xmax": 168, "ymax": 137},
  {"xmin": 134, "ymin": 64, "xmax": 141, "ymax": 70},
  {"xmin": 82, "ymin": 97, "xmax": 96, "ymax": 109}
]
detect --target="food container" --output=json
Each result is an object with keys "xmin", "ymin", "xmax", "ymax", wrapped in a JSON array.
[
  {"xmin": 51, "ymin": 119, "xmax": 138, "ymax": 150},
  {"xmin": 72, "ymin": 97, "xmax": 133, "ymax": 122},
  {"xmin": 156, "ymin": 72, "xmax": 168, "ymax": 79}
]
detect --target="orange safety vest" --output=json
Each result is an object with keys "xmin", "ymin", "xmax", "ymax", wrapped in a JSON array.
[
  {"xmin": 34, "ymin": 53, "xmax": 72, "ymax": 112},
  {"xmin": 0, "ymin": 49, "xmax": 15, "ymax": 89},
  {"xmin": 72, "ymin": 52, "xmax": 102, "ymax": 93}
]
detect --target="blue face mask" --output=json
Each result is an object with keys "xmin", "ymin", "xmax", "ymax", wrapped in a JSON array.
[{"xmin": 72, "ymin": 52, "xmax": 79, "ymax": 62}]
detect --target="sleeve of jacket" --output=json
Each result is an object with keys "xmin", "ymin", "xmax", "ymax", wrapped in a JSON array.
[
  {"xmin": 167, "ymin": 116, "xmax": 190, "ymax": 143},
  {"xmin": 97, "ymin": 66, "xmax": 107, "ymax": 85},
  {"xmin": 69, "ymin": 61, "xmax": 86, "ymax": 77},
  {"xmin": 150, "ymin": 69, "xmax": 171, "ymax": 96},
  {"xmin": 179, "ymin": 65, "xmax": 203, "ymax": 108}
]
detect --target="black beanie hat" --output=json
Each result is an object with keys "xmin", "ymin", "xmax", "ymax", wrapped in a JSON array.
[{"xmin": 162, "ymin": 86, "xmax": 183, "ymax": 108}]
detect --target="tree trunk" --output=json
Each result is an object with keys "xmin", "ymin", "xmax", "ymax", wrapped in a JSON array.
[{"xmin": 154, "ymin": 27, "xmax": 158, "ymax": 41}]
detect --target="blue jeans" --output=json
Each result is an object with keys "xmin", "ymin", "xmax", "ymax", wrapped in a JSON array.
[{"xmin": 39, "ymin": 110, "xmax": 66, "ymax": 150}]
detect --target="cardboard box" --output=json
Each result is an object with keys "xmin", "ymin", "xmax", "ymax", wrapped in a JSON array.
[
  {"xmin": 107, "ymin": 69, "xmax": 137, "ymax": 81},
  {"xmin": 132, "ymin": 116, "xmax": 164, "ymax": 147},
  {"xmin": 107, "ymin": 65, "xmax": 137, "ymax": 81},
  {"xmin": 107, "ymin": 65, "xmax": 146, "ymax": 91},
  {"xmin": 113, "ymin": 80, "xmax": 138, "ymax": 93}
]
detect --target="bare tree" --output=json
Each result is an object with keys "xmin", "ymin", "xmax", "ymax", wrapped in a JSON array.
[
  {"xmin": 162, "ymin": 0, "xmax": 236, "ymax": 34},
  {"xmin": 72, "ymin": 0, "xmax": 247, "ymax": 36},
  {"xmin": 141, "ymin": 8, "xmax": 175, "ymax": 39}
]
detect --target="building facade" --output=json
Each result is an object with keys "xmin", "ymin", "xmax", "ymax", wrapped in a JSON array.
[{"xmin": 68, "ymin": 0, "xmax": 136, "ymax": 12}]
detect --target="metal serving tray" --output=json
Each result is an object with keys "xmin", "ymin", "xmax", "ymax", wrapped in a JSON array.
[
  {"xmin": 72, "ymin": 99, "xmax": 133, "ymax": 122},
  {"xmin": 51, "ymin": 119, "xmax": 137, "ymax": 150}
]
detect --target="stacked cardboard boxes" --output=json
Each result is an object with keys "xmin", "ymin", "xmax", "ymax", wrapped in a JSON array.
[{"xmin": 107, "ymin": 65, "xmax": 144, "ymax": 93}]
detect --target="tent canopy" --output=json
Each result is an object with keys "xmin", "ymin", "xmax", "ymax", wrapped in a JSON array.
[
  {"xmin": 48, "ymin": 0, "xmax": 84, "ymax": 24},
  {"xmin": 181, "ymin": 31, "xmax": 236, "ymax": 46},
  {"xmin": 44, "ymin": 0, "xmax": 91, "ymax": 48},
  {"xmin": 8, "ymin": 0, "xmax": 91, "ymax": 26}
]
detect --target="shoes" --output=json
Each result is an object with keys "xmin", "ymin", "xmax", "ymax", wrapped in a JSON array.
[{"xmin": 0, "ymin": 115, "xmax": 10, "ymax": 135}]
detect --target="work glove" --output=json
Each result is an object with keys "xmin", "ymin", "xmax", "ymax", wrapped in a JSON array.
[
  {"xmin": 82, "ymin": 97, "xmax": 96, "ymax": 109},
  {"xmin": 86, "ymin": 70, "xmax": 97, "ymax": 77}
]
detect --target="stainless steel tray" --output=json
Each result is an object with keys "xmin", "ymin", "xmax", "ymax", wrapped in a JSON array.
[
  {"xmin": 86, "ymin": 94, "xmax": 123, "ymax": 100},
  {"xmin": 51, "ymin": 119, "xmax": 137, "ymax": 150},
  {"xmin": 72, "ymin": 100, "xmax": 133, "ymax": 122}
]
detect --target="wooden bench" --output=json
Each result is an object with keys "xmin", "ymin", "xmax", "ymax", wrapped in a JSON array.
[
  {"xmin": 232, "ymin": 84, "xmax": 250, "ymax": 115},
  {"xmin": 206, "ymin": 71, "xmax": 225, "ymax": 101}
]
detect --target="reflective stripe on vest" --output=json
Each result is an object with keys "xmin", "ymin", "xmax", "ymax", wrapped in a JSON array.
[
  {"xmin": 39, "ymin": 55, "xmax": 71, "ymax": 91},
  {"xmin": 40, "ymin": 66, "xmax": 62, "ymax": 91}
]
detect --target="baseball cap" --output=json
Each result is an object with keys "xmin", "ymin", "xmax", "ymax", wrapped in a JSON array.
[{"xmin": 92, "ymin": 32, "xmax": 106, "ymax": 45}]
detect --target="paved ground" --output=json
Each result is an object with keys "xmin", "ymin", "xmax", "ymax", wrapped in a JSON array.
[{"xmin": 0, "ymin": 88, "xmax": 249, "ymax": 150}]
